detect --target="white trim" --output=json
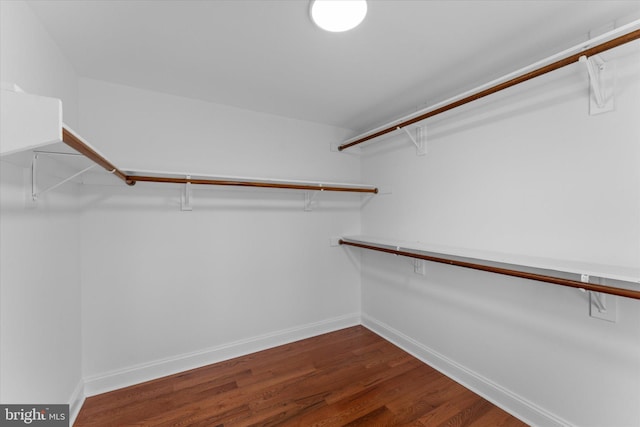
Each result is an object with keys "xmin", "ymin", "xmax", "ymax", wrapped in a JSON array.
[
  {"xmin": 361, "ymin": 313, "xmax": 572, "ymax": 427},
  {"xmin": 68, "ymin": 380, "xmax": 85, "ymax": 426},
  {"xmin": 83, "ymin": 313, "xmax": 360, "ymax": 396},
  {"xmin": 76, "ymin": 311, "xmax": 569, "ymax": 427}
]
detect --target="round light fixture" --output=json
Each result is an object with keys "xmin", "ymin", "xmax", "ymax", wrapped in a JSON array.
[{"xmin": 310, "ymin": 0, "xmax": 367, "ymax": 33}]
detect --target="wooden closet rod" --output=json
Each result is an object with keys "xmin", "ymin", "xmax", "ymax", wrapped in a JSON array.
[
  {"xmin": 340, "ymin": 239, "xmax": 640, "ymax": 300},
  {"xmin": 61, "ymin": 127, "xmax": 377, "ymax": 193},
  {"xmin": 62, "ymin": 127, "xmax": 135, "ymax": 185},
  {"xmin": 129, "ymin": 175, "xmax": 378, "ymax": 193},
  {"xmin": 339, "ymin": 27, "xmax": 640, "ymax": 151}
]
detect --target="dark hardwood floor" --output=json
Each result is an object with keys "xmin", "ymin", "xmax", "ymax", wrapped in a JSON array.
[{"xmin": 74, "ymin": 326, "xmax": 528, "ymax": 426}]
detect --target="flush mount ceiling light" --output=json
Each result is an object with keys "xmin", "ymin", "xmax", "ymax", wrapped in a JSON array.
[{"xmin": 310, "ymin": 0, "xmax": 367, "ymax": 32}]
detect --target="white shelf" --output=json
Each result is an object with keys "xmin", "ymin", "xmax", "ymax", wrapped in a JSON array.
[
  {"xmin": 0, "ymin": 85, "xmax": 62, "ymax": 156},
  {"xmin": 123, "ymin": 168, "xmax": 378, "ymax": 192},
  {"xmin": 0, "ymin": 90, "xmax": 378, "ymax": 194},
  {"xmin": 342, "ymin": 235, "xmax": 640, "ymax": 285}
]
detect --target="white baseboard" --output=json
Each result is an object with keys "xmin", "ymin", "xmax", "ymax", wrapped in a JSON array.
[
  {"xmin": 83, "ymin": 313, "xmax": 360, "ymax": 397},
  {"xmin": 361, "ymin": 313, "xmax": 571, "ymax": 427},
  {"xmin": 68, "ymin": 379, "xmax": 85, "ymax": 426},
  {"xmin": 79, "ymin": 313, "xmax": 563, "ymax": 427}
]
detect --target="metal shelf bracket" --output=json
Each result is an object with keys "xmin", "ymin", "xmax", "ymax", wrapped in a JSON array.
[
  {"xmin": 31, "ymin": 152, "xmax": 96, "ymax": 201},
  {"xmin": 181, "ymin": 175, "xmax": 193, "ymax": 211},
  {"xmin": 589, "ymin": 290, "xmax": 616, "ymax": 322},
  {"xmin": 399, "ymin": 126, "xmax": 427, "ymax": 156},
  {"xmin": 580, "ymin": 274, "xmax": 616, "ymax": 322},
  {"xmin": 579, "ymin": 54, "xmax": 614, "ymax": 115},
  {"xmin": 590, "ymin": 291, "xmax": 607, "ymax": 313},
  {"xmin": 304, "ymin": 190, "xmax": 322, "ymax": 211}
]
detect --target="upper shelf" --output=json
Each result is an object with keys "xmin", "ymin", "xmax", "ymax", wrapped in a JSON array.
[
  {"xmin": 122, "ymin": 168, "xmax": 378, "ymax": 193},
  {"xmin": 339, "ymin": 20, "xmax": 640, "ymax": 151},
  {"xmin": 1, "ymin": 86, "xmax": 378, "ymax": 194},
  {"xmin": 0, "ymin": 84, "xmax": 62, "ymax": 156}
]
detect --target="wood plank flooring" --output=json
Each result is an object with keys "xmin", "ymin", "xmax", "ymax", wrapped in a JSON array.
[{"xmin": 74, "ymin": 326, "xmax": 528, "ymax": 426}]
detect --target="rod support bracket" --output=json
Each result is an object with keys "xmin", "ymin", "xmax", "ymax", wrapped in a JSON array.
[
  {"xmin": 590, "ymin": 291, "xmax": 607, "ymax": 313},
  {"xmin": 398, "ymin": 126, "xmax": 427, "ymax": 156},
  {"xmin": 581, "ymin": 274, "xmax": 617, "ymax": 322},
  {"xmin": 589, "ymin": 290, "xmax": 617, "ymax": 322},
  {"xmin": 579, "ymin": 54, "xmax": 614, "ymax": 115},
  {"xmin": 304, "ymin": 189, "xmax": 322, "ymax": 211},
  {"xmin": 31, "ymin": 152, "xmax": 38, "ymax": 201},
  {"xmin": 181, "ymin": 175, "xmax": 193, "ymax": 211}
]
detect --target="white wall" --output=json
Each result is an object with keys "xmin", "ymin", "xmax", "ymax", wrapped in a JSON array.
[
  {"xmin": 0, "ymin": 0, "xmax": 83, "ymax": 412},
  {"xmin": 0, "ymin": 163, "xmax": 82, "ymax": 404},
  {"xmin": 359, "ymin": 41, "xmax": 640, "ymax": 426},
  {"xmin": 77, "ymin": 78, "xmax": 363, "ymax": 393}
]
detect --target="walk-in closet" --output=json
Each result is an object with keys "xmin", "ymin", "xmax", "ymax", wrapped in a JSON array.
[{"xmin": 1, "ymin": 1, "xmax": 639, "ymax": 426}]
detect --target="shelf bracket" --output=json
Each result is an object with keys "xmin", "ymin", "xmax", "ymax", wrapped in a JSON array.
[
  {"xmin": 398, "ymin": 126, "xmax": 426, "ymax": 156},
  {"xmin": 590, "ymin": 291, "xmax": 607, "ymax": 313},
  {"xmin": 360, "ymin": 192, "xmax": 375, "ymax": 209},
  {"xmin": 579, "ymin": 54, "xmax": 614, "ymax": 115},
  {"xmin": 304, "ymin": 190, "xmax": 321, "ymax": 211},
  {"xmin": 580, "ymin": 274, "xmax": 606, "ymax": 312},
  {"xmin": 181, "ymin": 175, "xmax": 193, "ymax": 211},
  {"xmin": 589, "ymin": 290, "xmax": 617, "ymax": 322},
  {"xmin": 31, "ymin": 153, "xmax": 96, "ymax": 201},
  {"xmin": 580, "ymin": 274, "xmax": 616, "ymax": 322}
]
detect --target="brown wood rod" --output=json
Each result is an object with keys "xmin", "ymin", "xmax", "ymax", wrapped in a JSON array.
[
  {"xmin": 62, "ymin": 127, "xmax": 135, "ymax": 185},
  {"xmin": 339, "ymin": 28, "xmax": 640, "ymax": 151},
  {"xmin": 61, "ymin": 127, "xmax": 376, "ymax": 193},
  {"xmin": 340, "ymin": 239, "xmax": 640, "ymax": 300},
  {"xmin": 129, "ymin": 175, "xmax": 378, "ymax": 193}
]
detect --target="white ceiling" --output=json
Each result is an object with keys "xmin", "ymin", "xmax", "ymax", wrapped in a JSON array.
[{"xmin": 27, "ymin": 0, "xmax": 640, "ymax": 133}]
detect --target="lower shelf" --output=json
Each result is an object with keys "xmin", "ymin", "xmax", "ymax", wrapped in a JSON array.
[{"xmin": 340, "ymin": 235, "xmax": 640, "ymax": 300}]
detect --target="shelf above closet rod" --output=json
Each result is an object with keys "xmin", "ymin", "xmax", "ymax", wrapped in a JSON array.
[
  {"xmin": 340, "ymin": 238, "xmax": 640, "ymax": 300},
  {"xmin": 339, "ymin": 22, "xmax": 640, "ymax": 151},
  {"xmin": 61, "ymin": 126, "xmax": 377, "ymax": 194},
  {"xmin": 126, "ymin": 173, "xmax": 378, "ymax": 193}
]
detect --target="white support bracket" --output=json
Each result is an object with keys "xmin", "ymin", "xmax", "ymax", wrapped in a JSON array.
[
  {"xmin": 360, "ymin": 192, "xmax": 375, "ymax": 209},
  {"xmin": 304, "ymin": 190, "xmax": 321, "ymax": 211},
  {"xmin": 181, "ymin": 175, "xmax": 193, "ymax": 211},
  {"xmin": 589, "ymin": 291, "xmax": 616, "ymax": 322},
  {"xmin": 580, "ymin": 274, "xmax": 617, "ymax": 322},
  {"xmin": 401, "ymin": 255, "xmax": 425, "ymax": 273},
  {"xmin": 579, "ymin": 55, "xmax": 614, "ymax": 115},
  {"xmin": 31, "ymin": 153, "xmax": 96, "ymax": 201},
  {"xmin": 361, "ymin": 185, "xmax": 392, "ymax": 208},
  {"xmin": 398, "ymin": 126, "xmax": 427, "ymax": 156},
  {"xmin": 590, "ymin": 291, "xmax": 607, "ymax": 313}
]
